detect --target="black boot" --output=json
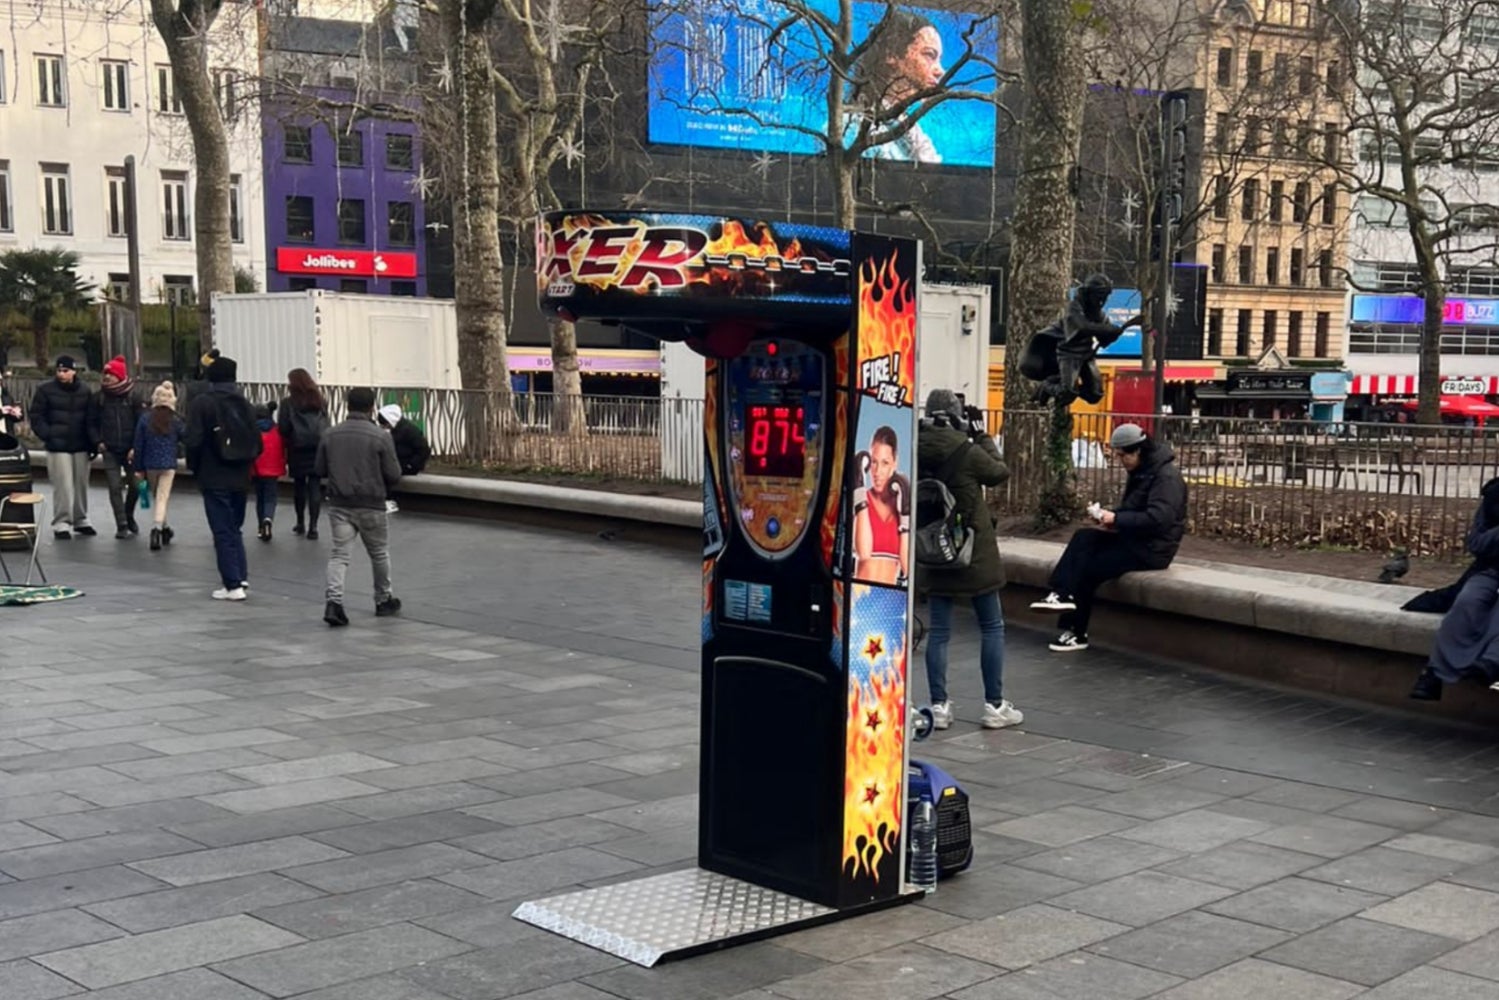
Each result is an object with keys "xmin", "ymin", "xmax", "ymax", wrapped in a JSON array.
[
  {"xmin": 306, "ymin": 524, "xmax": 319, "ymax": 541},
  {"xmin": 115, "ymin": 524, "xmax": 130, "ymax": 540},
  {"xmin": 150, "ymin": 527, "xmax": 162, "ymax": 551},
  {"xmin": 126, "ymin": 511, "xmax": 139, "ymax": 534},
  {"xmin": 324, "ymin": 601, "xmax": 349, "ymax": 627},
  {"xmin": 161, "ymin": 524, "xmax": 174, "ymax": 545},
  {"xmin": 262, "ymin": 519, "xmax": 273, "ymax": 542},
  {"xmin": 375, "ymin": 596, "xmax": 403, "ymax": 617},
  {"xmin": 1410, "ymin": 668, "xmax": 1443, "ymax": 701}
]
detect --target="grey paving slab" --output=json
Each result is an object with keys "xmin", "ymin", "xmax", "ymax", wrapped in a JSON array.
[
  {"xmin": 1204, "ymin": 876, "xmax": 1388, "ymax": 932},
  {"xmin": 1356, "ymin": 965, "xmax": 1499, "ymax": 999},
  {"xmin": 1434, "ymin": 928, "xmax": 1499, "ymax": 981},
  {"xmin": 579, "ymin": 940, "xmax": 827, "ymax": 1000},
  {"xmin": 1148, "ymin": 958, "xmax": 1363, "ymax": 1000},
  {"xmin": 435, "ymin": 846, "xmax": 643, "ymax": 899},
  {"xmin": 210, "ymin": 922, "xmax": 474, "ymax": 997},
  {"xmin": 306, "ymin": 810, "xmax": 506, "ymax": 854},
  {"xmin": 282, "ymin": 843, "xmax": 495, "ymax": 893},
  {"xmin": 0, "ymin": 830, "xmax": 202, "ymax": 879},
  {"xmin": 413, "ymin": 899, "xmax": 553, "ymax": 948},
  {"xmin": 126, "ymin": 835, "xmax": 351, "ymax": 886},
  {"xmin": 1086, "ymin": 909, "xmax": 1292, "ymax": 978},
  {"xmin": 39, "ymin": 968, "xmax": 270, "ymax": 1000},
  {"xmin": 1385, "ymin": 833, "xmax": 1499, "ymax": 864},
  {"xmin": 1260, "ymin": 916, "xmax": 1464, "ymax": 986},
  {"xmin": 921, "ymin": 903, "xmax": 1129, "ymax": 970},
  {"xmin": 23, "ymin": 798, "xmax": 237, "ymax": 841},
  {"xmin": 1114, "ymin": 809, "xmax": 1274, "ymax": 853},
  {"xmin": 947, "ymin": 952, "xmax": 1182, "ymax": 1000},
  {"xmin": 1249, "ymin": 815, "xmax": 1403, "ymax": 859},
  {"xmin": 0, "ymin": 958, "xmax": 85, "ymax": 1000},
  {"xmin": 1049, "ymin": 870, "xmax": 1236, "ymax": 926},
  {"xmin": 0, "ymin": 865, "xmax": 165, "ymax": 921},
  {"xmin": 1363, "ymin": 882, "xmax": 1499, "ymax": 941},
  {"xmin": 164, "ymin": 803, "xmax": 364, "ymax": 848},
  {"xmin": 83, "ymin": 873, "xmax": 326, "ymax": 933},
  {"xmin": 777, "ymin": 903, "xmax": 967, "ymax": 963},
  {"xmin": 253, "ymin": 878, "xmax": 488, "ymax": 938},
  {"xmin": 1152, "ymin": 841, "xmax": 1325, "ymax": 890},
  {"xmin": 33, "ymin": 914, "xmax": 302, "ymax": 988},
  {"xmin": 196, "ymin": 776, "xmax": 389, "ymax": 814},
  {"xmin": 727, "ymin": 942, "xmax": 996, "ymax": 1000},
  {"xmin": 0, "ymin": 908, "xmax": 127, "ymax": 962},
  {"xmin": 398, "ymin": 931, "xmax": 624, "ymax": 999},
  {"xmin": 1300, "ymin": 845, "xmax": 1466, "ymax": 895},
  {"xmin": 334, "ymin": 782, "xmax": 509, "ymax": 820},
  {"xmin": 902, "ymin": 864, "xmax": 1083, "ymax": 921},
  {"xmin": 981, "ymin": 806, "xmax": 1137, "ymax": 848},
  {"xmin": 453, "ymin": 816, "xmax": 641, "ymax": 861},
  {"xmin": 279, "ymin": 974, "xmax": 458, "ymax": 1000},
  {"xmin": 0, "ymin": 822, "xmax": 59, "ymax": 852}
]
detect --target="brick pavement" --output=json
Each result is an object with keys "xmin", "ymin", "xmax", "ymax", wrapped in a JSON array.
[{"xmin": 3, "ymin": 491, "xmax": 1499, "ymax": 998}]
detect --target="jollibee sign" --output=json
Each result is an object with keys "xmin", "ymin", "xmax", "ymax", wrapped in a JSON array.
[{"xmin": 276, "ymin": 247, "xmax": 417, "ymax": 278}]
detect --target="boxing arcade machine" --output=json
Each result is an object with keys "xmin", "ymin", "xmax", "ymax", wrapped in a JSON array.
[{"xmin": 512, "ymin": 211, "xmax": 924, "ymax": 965}]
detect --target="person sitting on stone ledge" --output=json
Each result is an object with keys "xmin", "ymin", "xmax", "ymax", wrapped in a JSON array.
[{"xmin": 1411, "ymin": 478, "xmax": 1499, "ymax": 701}]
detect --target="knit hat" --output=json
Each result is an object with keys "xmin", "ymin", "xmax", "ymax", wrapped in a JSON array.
[
  {"xmin": 151, "ymin": 381, "xmax": 177, "ymax": 408},
  {"xmin": 103, "ymin": 356, "xmax": 128, "ymax": 382},
  {"xmin": 924, "ymin": 388, "xmax": 963, "ymax": 424},
  {"xmin": 206, "ymin": 355, "xmax": 238, "ymax": 383},
  {"xmin": 378, "ymin": 403, "xmax": 402, "ymax": 426},
  {"xmin": 1110, "ymin": 423, "xmax": 1148, "ymax": 450},
  {"xmin": 54, "ymin": 355, "xmax": 77, "ymax": 372}
]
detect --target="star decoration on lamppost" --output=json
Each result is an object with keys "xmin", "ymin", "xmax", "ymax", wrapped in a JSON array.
[
  {"xmin": 750, "ymin": 151, "xmax": 778, "ymax": 180},
  {"xmin": 434, "ymin": 56, "xmax": 453, "ymax": 94},
  {"xmin": 557, "ymin": 135, "xmax": 585, "ymax": 170},
  {"xmin": 408, "ymin": 164, "xmax": 439, "ymax": 200}
]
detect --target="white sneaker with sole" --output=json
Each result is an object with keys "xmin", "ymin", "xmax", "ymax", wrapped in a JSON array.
[
  {"xmin": 386, "ymin": 500, "xmax": 400, "ymax": 514},
  {"xmin": 1049, "ymin": 630, "xmax": 1089, "ymax": 652},
  {"xmin": 983, "ymin": 700, "xmax": 1024, "ymax": 728},
  {"xmin": 212, "ymin": 587, "xmax": 247, "ymax": 601},
  {"xmin": 1030, "ymin": 592, "xmax": 1076, "ymax": 613},
  {"xmin": 930, "ymin": 701, "xmax": 953, "ymax": 730}
]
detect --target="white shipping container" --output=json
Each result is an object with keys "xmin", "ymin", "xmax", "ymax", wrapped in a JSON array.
[{"xmin": 210, "ymin": 290, "xmax": 461, "ymax": 389}]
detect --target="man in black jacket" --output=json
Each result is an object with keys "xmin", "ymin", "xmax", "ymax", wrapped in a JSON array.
[
  {"xmin": 318, "ymin": 388, "xmax": 402, "ymax": 626},
  {"xmin": 377, "ymin": 404, "xmax": 430, "ymax": 514},
  {"xmin": 27, "ymin": 355, "xmax": 96, "ymax": 539},
  {"xmin": 184, "ymin": 355, "xmax": 261, "ymax": 601},
  {"xmin": 1031, "ymin": 423, "xmax": 1187, "ymax": 651},
  {"xmin": 88, "ymin": 356, "xmax": 148, "ymax": 539}
]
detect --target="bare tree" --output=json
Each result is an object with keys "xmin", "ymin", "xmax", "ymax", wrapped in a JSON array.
[
  {"xmin": 1324, "ymin": 0, "xmax": 1499, "ymax": 424},
  {"xmin": 149, "ymin": 0, "xmax": 236, "ymax": 341}
]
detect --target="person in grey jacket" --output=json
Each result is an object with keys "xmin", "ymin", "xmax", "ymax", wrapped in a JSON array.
[{"xmin": 315, "ymin": 387, "xmax": 402, "ymax": 626}]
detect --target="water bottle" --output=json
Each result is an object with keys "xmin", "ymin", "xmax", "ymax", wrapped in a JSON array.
[
  {"xmin": 136, "ymin": 478, "xmax": 151, "ymax": 510},
  {"xmin": 910, "ymin": 797, "xmax": 938, "ymax": 893}
]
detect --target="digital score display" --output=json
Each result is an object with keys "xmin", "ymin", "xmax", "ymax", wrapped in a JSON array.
[{"xmin": 745, "ymin": 404, "xmax": 806, "ymax": 478}]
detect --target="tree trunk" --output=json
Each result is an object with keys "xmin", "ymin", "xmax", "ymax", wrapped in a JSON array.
[
  {"xmin": 548, "ymin": 317, "xmax": 587, "ymax": 435},
  {"xmin": 31, "ymin": 318, "xmax": 49, "ymax": 372},
  {"xmin": 1007, "ymin": 0, "xmax": 1090, "ymax": 528},
  {"xmin": 1418, "ymin": 286, "xmax": 1444, "ymax": 426},
  {"xmin": 149, "ymin": 1, "xmax": 233, "ymax": 346},
  {"xmin": 441, "ymin": 0, "xmax": 513, "ymax": 455},
  {"xmin": 834, "ymin": 152, "xmax": 857, "ymax": 228}
]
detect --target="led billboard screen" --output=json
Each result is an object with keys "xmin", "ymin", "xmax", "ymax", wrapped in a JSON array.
[{"xmin": 648, "ymin": 0, "xmax": 1000, "ymax": 168}]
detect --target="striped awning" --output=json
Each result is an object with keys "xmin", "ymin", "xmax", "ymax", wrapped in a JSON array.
[{"xmin": 1351, "ymin": 374, "xmax": 1499, "ymax": 395}]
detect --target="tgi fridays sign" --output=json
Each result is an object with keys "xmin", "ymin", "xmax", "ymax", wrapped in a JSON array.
[
  {"xmin": 275, "ymin": 248, "xmax": 418, "ymax": 278},
  {"xmin": 1443, "ymin": 378, "xmax": 1490, "ymax": 395}
]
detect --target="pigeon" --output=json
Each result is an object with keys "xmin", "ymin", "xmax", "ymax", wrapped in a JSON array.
[{"xmin": 1378, "ymin": 547, "xmax": 1410, "ymax": 584}]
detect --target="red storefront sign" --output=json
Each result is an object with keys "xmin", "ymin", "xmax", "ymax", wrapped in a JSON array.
[{"xmin": 276, "ymin": 247, "xmax": 418, "ymax": 278}]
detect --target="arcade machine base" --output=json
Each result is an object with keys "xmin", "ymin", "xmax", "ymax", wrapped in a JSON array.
[{"xmin": 512, "ymin": 867, "xmax": 920, "ymax": 967}]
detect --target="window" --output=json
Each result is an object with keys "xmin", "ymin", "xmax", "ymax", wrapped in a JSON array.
[
  {"xmin": 387, "ymin": 201, "xmax": 415, "ymax": 246},
  {"xmin": 36, "ymin": 54, "xmax": 65, "ymax": 106},
  {"xmin": 41, "ymin": 164, "xmax": 71, "ymax": 235},
  {"xmin": 1293, "ymin": 181, "xmax": 1309, "ymax": 223},
  {"xmin": 1236, "ymin": 309, "xmax": 1252, "ymax": 355},
  {"xmin": 1290, "ymin": 247, "xmax": 1305, "ymax": 286},
  {"xmin": 1321, "ymin": 184, "xmax": 1337, "ymax": 224},
  {"xmin": 1266, "ymin": 247, "xmax": 1280, "ymax": 285},
  {"xmin": 162, "ymin": 171, "xmax": 189, "ymax": 240},
  {"xmin": 1216, "ymin": 47, "xmax": 1235, "ymax": 87},
  {"xmin": 1298, "ymin": 56, "xmax": 1315, "ymax": 96},
  {"xmin": 337, "ymin": 199, "xmax": 366, "ymax": 244},
  {"xmin": 1323, "ymin": 123, "xmax": 1340, "ymax": 162},
  {"xmin": 1270, "ymin": 180, "xmax": 1284, "ymax": 222},
  {"xmin": 101, "ymin": 60, "xmax": 129, "ymax": 111},
  {"xmin": 1211, "ymin": 244, "xmax": 1226, "ymax": 283},
  {"xmin": 391, "ymin": 280, "xmax": 417, "ymax": 297},
  {"xmin": 284, "ymin": 125, "xmax": 312, "ymax": 163},
  {"xmin": 1238, "ymin": 245, "xmax": 1254, "ymax": 283},
  {"xmin": 213, "ymin": 69, "xmax": 237, "ymax": 120},
  {"xmin": 339, "ymin": 278, "xmax": 368, "ymax": 294},
  {"xmin": 155, "ymin": 64, "xmax": 181, "ymax": 114},
  {"xmin": 1215, "ymin": 113, "xmax": 1231, "ymax": 154},
  {"xmin": 1213, "ymin": 176, "xmax": 1229, "ymax": 218},
  {"xmin": 1326, "ymin": 61, "xmax": 1341, "ymax": 96},
  {"xmin": 1263, "ymin": 310, "xmax": 1278, "ymax": 349},
  {"xmin": 162, "ymin": 275, "xmax": 194, "ymax": 305},
  {"xmin": 106, "ymin": 273, "xmax": 131, "ymax": 303},
  {"xmin": 1318, "ymin": 249, "xmax": 1334, "ymax": 287},
  {"xmin": 1245, "ymin": 117, "xmax": 1265, "ymax": 153},
  {"xmin": 1288, "ymin": 311, "xmax": 1304, "ymax": 356},
  {"xmin": 385, "ymin": 134, "xmax": 414, "ymax": 171},
  {"xmin": 1242, "ymin": 179, "xmax": 1259, "ymax": 220},
  {"xmin": 1273, "ymin": 53, "xmax": 1289, "ymax": 89},
  {"xmin": 1272, "ymin": 119, "xmax": 1288, "ymax": 158},
  {"xmin": 105, "ymin": 166, "xmax": 128, "ymax": 237},
  {"xmin": 288, "ymin": 277, "xmax": 318, "ymax": 292},
  {"xmin": 230, "ymin": 174, "xmax": 243, "ymax": 243},
  {"xmin": 0, "ymin": 160, "xmax": 11, "ymax": 232},
  {"xmin": 1315, "ymin": 312, "xmax": 1330, "ymax": 356},
  {"xmin": 286, "ymin": 196, "xmax": 315, "ymax": 243},
  {"xmin": 1246, "ymin": 50, "xmax": 1263, "ymax": 88},
  {"xmin": 337, "ymin": 131, "xmax": 363, "ymax": 167},
  {"xmin": 1208, "ymin": 308, "xmax": 1225, "ymax": 355}
]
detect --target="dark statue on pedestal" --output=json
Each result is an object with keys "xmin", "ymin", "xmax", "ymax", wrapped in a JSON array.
[{"xmin": 1019, "ymin": 274, "xmax": 1142, "ymax": 406}]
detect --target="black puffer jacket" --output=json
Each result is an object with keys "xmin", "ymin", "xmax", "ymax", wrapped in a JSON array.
[
  {"xmin": 28, "ymin": 377, "xmax": 94, "ymax": 453},
  {"xmin": 915, "ymin": 422, "xmax": 1009, "ymax": 598},
  {"xmin": 89, "ymin": 388, "xmax": 149, "ymax": 457},
  {"xmin": 1112, "ymin": 439, "xmax": 1187, "ymax": 567}
]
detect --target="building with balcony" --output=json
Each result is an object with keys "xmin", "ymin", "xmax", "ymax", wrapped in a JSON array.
[
  {"xmin": 259, "ymin": 10, "xmax": 429, "ymax": 296},
  {"xmin": 0, "ymin": 3, "xmax": 265, "ymax": 313}
]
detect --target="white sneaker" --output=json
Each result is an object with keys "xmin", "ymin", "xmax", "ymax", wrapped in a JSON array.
[
  {"xmin": 982, "ymin": 700, "xmax": 1024, "ymax": 729},
  {"xmin": 930, "ymin": 701, "xmax": 953, "ymax": 730},
  {"xmin": 1030, "ymin": 592, "xmax": 1076, "ymax": 613},
  {"xmin": 385, "ymin": 500, "xmax": 399, "ymax": 514},
  {"xmin": 1049, "ymin": 630, "xmax": 1089, "ymax": 652},
  {"xmin": 212, "ymin": 587, "xmax": 247, "ymax": 601}
]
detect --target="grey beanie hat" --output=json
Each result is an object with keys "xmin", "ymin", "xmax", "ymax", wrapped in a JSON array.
[
  {"xmin": 1110, "ymin": 423, "xmax": 1148, "ymax": 450},
  {"xmin": 925, "ymin": 388, "xmax": 964, "ymax": 423}
]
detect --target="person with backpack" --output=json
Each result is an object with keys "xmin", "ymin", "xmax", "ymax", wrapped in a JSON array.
[
  {"xmin": 914, "ymin": 388, "xmax": 1019, "ymax": 731},
  {"xmin": 278, "ymin": 369, "xmax": 330, "ymax": 540},
  {"xmin": 184, "ymin": 354, "xmax": 261, "ymax": 601}
]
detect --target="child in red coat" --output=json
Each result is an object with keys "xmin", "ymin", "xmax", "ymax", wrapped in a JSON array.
[{"xmin": 252, "ymin": 401, "xmax": 287, "ymax": 541}]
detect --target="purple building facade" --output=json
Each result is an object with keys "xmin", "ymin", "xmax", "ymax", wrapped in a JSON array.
[{"xmin": 261, "ymin": 17, "xmax": 428, "ymax": 296}]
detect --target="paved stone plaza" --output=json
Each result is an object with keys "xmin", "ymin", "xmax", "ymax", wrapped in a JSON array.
[{"xmin": 5, "ymin": 494, "xmax": 1499, "ymax": 999}]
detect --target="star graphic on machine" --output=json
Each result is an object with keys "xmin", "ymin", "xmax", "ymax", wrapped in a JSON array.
[
  {"xmin": 750, "ymin": 151, "xmax": 778, "ymax": 180},
  {"xmin": 864, "ymin": 635, "xmax": 884, "ymax": 661},
  {"xmin": 865, "ymin": 709, "xmax": 882, "ymax": 732},
  {"xmin": 862, "ymin": 781, "xmax": 880, "ymax": 804}
]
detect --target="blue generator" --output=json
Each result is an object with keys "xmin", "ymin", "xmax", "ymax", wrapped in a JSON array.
[{"xmin": 907, "ymin": 759, "xmax": 974, "ymax": 879}]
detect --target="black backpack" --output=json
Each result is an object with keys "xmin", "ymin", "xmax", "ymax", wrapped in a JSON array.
[
  {"xmin": 209, "ymin": 394, "xmax": 261, "ymax": 463},
  {"xmin": 289, "ymin": 406, "xmax": 329, "ymax": 450},
  {"xmin": 914, "ymin": 441, "xmax": 975, "ymax": 569}
]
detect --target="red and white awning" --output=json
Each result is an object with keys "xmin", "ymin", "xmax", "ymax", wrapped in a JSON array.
[{"xmin": 1351, "ymin": 374, "xmax": 1499, "ymax": 395}]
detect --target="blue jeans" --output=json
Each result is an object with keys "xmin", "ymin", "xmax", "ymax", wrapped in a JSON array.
[
  {"xmin": 202, "ymin": 488, "xmax": 248, "ymax": 589},
  {"xmin": 925, "ymin": 590, "xmax": 1005, "ymax": 705},
  {"xmin": 254, "ymin": 478, "xmax": 278, "ymax": 523}
]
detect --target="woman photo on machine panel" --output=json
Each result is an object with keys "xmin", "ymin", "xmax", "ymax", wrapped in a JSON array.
[{"xmin": 853, "ymin": 425, "xmax": 910, "ymax": 585}]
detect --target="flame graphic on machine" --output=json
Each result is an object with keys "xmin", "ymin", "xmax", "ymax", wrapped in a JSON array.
[
  {"xmin": 855, "ymin": 251, "xmax": 917, "ymax": 399},
  {"xmin": 842, "ymin": 584, "xmax": 907, "ymax": 883}
]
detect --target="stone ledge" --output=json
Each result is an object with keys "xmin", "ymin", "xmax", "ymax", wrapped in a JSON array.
[{"xmin": 398, "ymin": 474, "xmax": 700, "ymax": 528}]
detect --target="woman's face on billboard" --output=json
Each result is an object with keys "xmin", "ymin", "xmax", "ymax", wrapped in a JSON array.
[{"xmin": 888, "ymin": 26, "xmax": 944, "ymax": 99}]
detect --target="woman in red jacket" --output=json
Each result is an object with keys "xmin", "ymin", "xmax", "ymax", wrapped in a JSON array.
[{"xmin": 252, "ymin": 401, "xmax": 287, "ymax": 541}]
